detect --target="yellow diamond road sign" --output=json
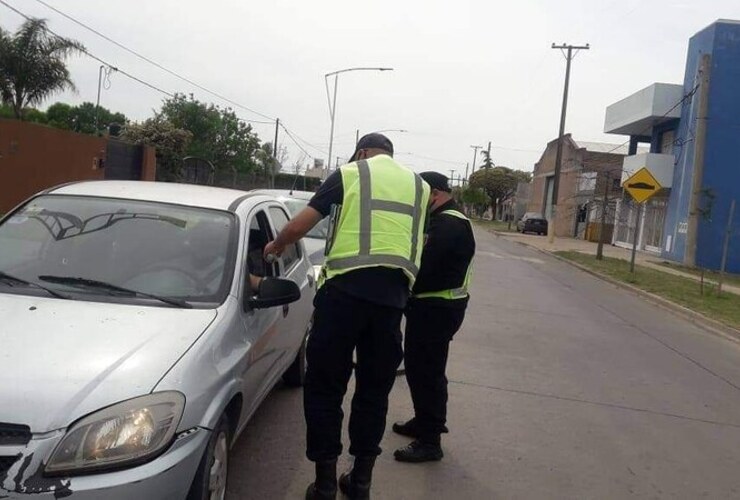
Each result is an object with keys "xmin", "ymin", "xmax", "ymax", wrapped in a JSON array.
[{"xmin": 623, "ymin": 167, "xmax": 662, "ymax": 204}]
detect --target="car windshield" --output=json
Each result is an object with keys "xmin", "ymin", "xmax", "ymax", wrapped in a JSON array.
[
  {"xmin": 0, "ymin": 195, "xmax": 236, "ymax": 306},
  {"xmin": 281, "ymin": 198, "xmax": 328, "ymax": 239}
]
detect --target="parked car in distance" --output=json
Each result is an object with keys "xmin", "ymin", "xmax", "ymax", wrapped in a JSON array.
[
  {"xmin": 0, "ymin": 181, "xmax": 315, "ymax": 499},
  {"xmin": 517, "ymin": 212, "xmax": 549, "ymax": 235},
  {"xmin": 251, "ymin": 189, "xmax": 328, "ymax": 272}
]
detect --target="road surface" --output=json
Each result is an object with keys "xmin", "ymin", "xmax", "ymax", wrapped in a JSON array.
[{"xmin": 227, "ymin": 227, "xmax": 740, "ymax": 499}]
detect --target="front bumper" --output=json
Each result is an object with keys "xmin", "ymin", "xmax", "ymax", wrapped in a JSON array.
[{"xmin": 0, "ymin": 427, "xmax": 210, "ymax": 499}]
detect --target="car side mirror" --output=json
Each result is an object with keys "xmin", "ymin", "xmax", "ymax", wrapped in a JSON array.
[{"xmin": 246, "ymin": 277, "xmax": 301, "ymax": 310}]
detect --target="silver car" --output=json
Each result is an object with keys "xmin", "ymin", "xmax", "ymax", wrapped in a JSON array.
[{"xmin": 0, "ymin": 181, "xmax": 315, "ymax": 499}]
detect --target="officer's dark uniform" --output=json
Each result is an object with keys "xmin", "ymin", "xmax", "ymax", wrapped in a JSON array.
[
  {"xmin": 395, "ymin": 188, "xmax": 475, "ymax": 457},
  {"xmin": 305, "ymin": 170, "xmax": 408, "ymax": 461}
]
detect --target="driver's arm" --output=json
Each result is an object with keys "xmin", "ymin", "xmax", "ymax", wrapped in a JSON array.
[{"xmin": 249, "ymin": 274, "xmax": 263, "ymax": 293}]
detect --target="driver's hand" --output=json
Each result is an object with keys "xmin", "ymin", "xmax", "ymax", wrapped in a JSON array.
[{"xmin": 264, "ymin": 240, "xmax": 285, "ymax": 259}]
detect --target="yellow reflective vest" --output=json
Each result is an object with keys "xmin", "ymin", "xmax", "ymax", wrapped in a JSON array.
[{"xmin": 320, "ymin": 155, "xmax": 430, "ymax": 289}]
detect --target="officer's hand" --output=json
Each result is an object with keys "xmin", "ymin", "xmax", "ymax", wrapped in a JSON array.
[{"xmin": 264, "ymin": 240, "xmax": 285, "ymax": 259}]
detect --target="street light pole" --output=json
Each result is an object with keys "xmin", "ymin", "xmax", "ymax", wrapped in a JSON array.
[{"xmin": 324, "ymin": 67, "xmax": 393, "ymax": 179}]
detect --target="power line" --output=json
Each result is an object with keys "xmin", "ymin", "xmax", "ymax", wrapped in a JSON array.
[
  {"xmin": 397, "ymin": 152, "xmax": 461, "ymax": 166},
  {"xmin": 0, "ymin": 0, "xmax": 174, "ymax": 98},
  {"xmin": 280, "ymin": 124, "xmax": 329, "ymax": 156},
  {"xmin": 30, "ymin": 0, "xmax": 275, "ymax": 122},
  {"xmin": 279, "ymin": 123, "xmax": 315, "ymax": 159}
]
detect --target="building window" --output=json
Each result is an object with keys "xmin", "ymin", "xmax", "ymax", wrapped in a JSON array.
[{"xmin": 578, "ymin": 172, "xmax": 597, "ymax": 192}]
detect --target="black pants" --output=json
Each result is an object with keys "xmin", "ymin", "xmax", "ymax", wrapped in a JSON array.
[
  {"xmin": 404, "ymin": 300, "xmax": 466, "ymax": 444},
  {"xmin": 304, "ymin": 286, "xmax": 403, "ymax": 461}
]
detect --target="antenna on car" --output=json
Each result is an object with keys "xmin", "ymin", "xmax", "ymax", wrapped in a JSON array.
[{"xmin": 289, "ymin": 172, "xmax": 300, "ymax": 195}]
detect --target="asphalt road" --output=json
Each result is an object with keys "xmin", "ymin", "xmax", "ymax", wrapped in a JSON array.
[{"xmin": 227, "ymin": 227, "xmax": 740, "ymax": 499}]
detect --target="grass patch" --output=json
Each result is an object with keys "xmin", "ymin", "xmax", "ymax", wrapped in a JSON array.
[
  {"xmin": 472, "ymin": 219, "xmax": 518, "ymax": 233},
  {"xmin": 555, "ymin": 251, "xmax": 740, "ymax": 330},
  {"xmin": 651, "ymin": 260, "xmax": 740, "ymax": 289}
]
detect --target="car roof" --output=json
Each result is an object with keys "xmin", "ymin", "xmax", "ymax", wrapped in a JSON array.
[
  {"xmin": 48, "ymin": 181, "xmax": 271, "ymax": 212},
  {"xmin": 251, "ymin": 189, "xmax": 315, "ymax": 201}
]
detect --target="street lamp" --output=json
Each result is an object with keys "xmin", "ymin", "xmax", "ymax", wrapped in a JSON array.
[{"xmin": 325, "ymin": 67, "xmax": 393, "ymax": 178}]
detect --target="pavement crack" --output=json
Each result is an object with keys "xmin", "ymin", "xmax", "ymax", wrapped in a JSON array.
[{"xmin": 448, "ymin": 379, "xmax": 740, "ymax": 429}]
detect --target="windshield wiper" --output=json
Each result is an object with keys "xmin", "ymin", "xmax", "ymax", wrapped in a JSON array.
[
  {"xmin": 0, "ymin": 271, "xmax": 70, "ymax": 300},
  {"xmin": 38, "ymin": 275, "xmax": 193, "ymax": 309}
]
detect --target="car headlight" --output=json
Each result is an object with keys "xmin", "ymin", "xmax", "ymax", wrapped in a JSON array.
[{"xmin": 45, "ymin": 392, "xmax": 185, "ymax": 475}]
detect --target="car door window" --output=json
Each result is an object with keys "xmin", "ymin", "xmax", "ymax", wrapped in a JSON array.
[
  {"xmin": 268, "ymin": 206, "xmax": 301, "ymax": 273},
  {"xmin": 246, "ymin": 210, "xmax": 276, "ymax": 281}
]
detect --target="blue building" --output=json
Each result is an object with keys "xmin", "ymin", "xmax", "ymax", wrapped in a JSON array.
[{"xmin": 604, "ymin": 20, "xmax": 740, "ymax": 273}]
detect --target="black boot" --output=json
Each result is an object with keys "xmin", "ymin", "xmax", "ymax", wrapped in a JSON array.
[
  {"xmin": 338, "ymin": 456, "xmax": 376, "ymax": 499},
  {"xmin": 392, "ymin": 418, "xmax": 420, "ymax": 438},
  {"xmin": 306, "ymin": 459, "xmax": 337, "ymax": 500},
  {"xmin": 394, "ymin": 440, "xmax": 443, "ymax": 463}
]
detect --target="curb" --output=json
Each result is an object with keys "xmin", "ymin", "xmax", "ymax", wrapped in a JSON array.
[{"xmin": 485, "ymin": 229, "xmax": 740, "ymax": 344}]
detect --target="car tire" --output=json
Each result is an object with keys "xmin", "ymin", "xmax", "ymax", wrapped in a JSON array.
[
  {"xmin": 283, "ymin": 329, "xmax": 308, "ymax": 387},
  {"xmin": 187, "ymin": 414, "xmax": 231, "ymax": 500}
]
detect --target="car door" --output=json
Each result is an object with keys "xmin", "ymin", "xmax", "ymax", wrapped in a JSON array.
[
  {"xmin": 265, "ymin": 204, "xmax": 314, "ymax": 372},
  {"xmin": 238, "ymin": 205, "xmax": 285, "ymax": 418}
]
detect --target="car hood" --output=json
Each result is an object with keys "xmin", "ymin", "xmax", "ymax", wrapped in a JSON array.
[{"xmin": 0, "ymin": 293, "xmax": 217, "ymax": 432}]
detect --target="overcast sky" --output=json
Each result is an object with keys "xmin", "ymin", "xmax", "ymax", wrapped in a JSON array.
[{"xmin": 4, "ymin": 0, "xmax": 740, "ymax": 177}]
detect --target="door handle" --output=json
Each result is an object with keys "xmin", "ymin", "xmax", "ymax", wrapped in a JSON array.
[
  {"xmin": 307, "ymin": 273, "xmax": 315, "ymax": 288},
  {"xmin": 282, "ymin": 304, "xmax": 289, "ymax": 317}
]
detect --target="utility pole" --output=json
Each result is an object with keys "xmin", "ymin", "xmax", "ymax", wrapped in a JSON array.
[
  {"xmin": 548, "ymin": 42, "xmax": 590, "ymax": 244},
  {"xmin": 470, "ymin": 145, "xmax": 482, "ymax": 173},
  {"xmin": 449, "ymin": 169, "xmax": 456, "ymax": 186},
  {"xmin": 486, "ymin": 141, "xmax": 492, "ymax": 168},
  {"xmin": 685, "ymin": 54, "xmax": 711, "ymax": 267},
  {"xmin": 356, "ymin": 129, "xmax": 360, "ymax": 146},
  {"xmin": 464, "ymin": 162, "xmax": 470, "ymax": 185},
  {"xmin": 596, "ymin": 170, "xmax": 611, "ymax": 260},
  {"xmin": 271, "ymin": 118, "xmax": 280, "ymax": 188}
]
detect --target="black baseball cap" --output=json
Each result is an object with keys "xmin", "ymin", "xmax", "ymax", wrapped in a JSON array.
[
  {"xmin": 349, "ymin": 133, "xmax": 394, "ymax": 162},
  {"xmin": 420, "ymin": 171, "xmax": 451, "ymax": 193}
]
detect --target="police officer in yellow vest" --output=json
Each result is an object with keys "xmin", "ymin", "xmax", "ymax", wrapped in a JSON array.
[
  {"xmin": 392, "ymin": 171, "xmax": 475, "ymax": 463},
  {"xmin": 263, "ymin": 134, "xmax": 430, "ymax": 500}
]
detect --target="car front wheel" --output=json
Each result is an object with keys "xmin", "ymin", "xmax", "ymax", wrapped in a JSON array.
[{"xmin": 188, "ymin": 414, "xmax": 230, "ymax": 500}]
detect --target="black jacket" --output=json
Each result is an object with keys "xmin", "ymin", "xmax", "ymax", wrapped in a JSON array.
[{"xmin": 412, "ymin": 200, "xmax": 476, "ymax": 309}]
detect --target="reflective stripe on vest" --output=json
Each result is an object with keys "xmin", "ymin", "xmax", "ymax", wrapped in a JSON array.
[
  {"xmin": 413, "ymin": 209, "xmax": 474, "ymax": 300},
  {"xmin": 320, "ymin": 156, "xmax": 430, "ymax": 288}
]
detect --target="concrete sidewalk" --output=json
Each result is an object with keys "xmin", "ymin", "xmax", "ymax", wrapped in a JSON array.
[{"xmin": 491, "ymin": 230, "xmax": 740, "ymax": 296}]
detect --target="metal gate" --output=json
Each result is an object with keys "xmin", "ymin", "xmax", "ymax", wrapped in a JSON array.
[{"xmin": 105, "ymin": 140, "xmax": 143, "ymax": 180}]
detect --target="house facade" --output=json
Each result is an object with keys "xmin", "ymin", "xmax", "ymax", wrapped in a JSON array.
[
  {"xmin": 528, "ymin": 135, "xmax": 632, "ymax": 239},
  {"xmin": 604, "ymin": 20, "xmax": 740, "ymax": 272}
]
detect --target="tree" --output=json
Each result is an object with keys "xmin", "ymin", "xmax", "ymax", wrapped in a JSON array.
[
  {"xmin": 479, "ymin": 149, "xmax": 495, "ymax": 170},
  {"xmin": 460, "ymin": 186, "xmax": 491, "ymax": 217},
  {"xmin": 47, "ymin": 101, "xmax": 127, "ymax": 134},
  {"xmin": 0, "ymin": 19, "xmax": 84, "ymax": 119},
  {"xmin": 469, "ymin": 166, "xmax": 531, "ymax": 218},
  {"xmin": 158, "ymin": 94, "xmax": 261, "ymax": 174},
  {"xmin": 121, "ymin": 118, "xmax": 193, "ymax": 181}
]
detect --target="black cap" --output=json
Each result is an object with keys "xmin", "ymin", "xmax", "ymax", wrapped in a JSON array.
[
  {"xmin": 420, "ymin": 171, "xmax": 451, "ymax": 193},
  {"xmin": 349, "ymin": 133, "xmax": 394, "ymax": 162}
]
